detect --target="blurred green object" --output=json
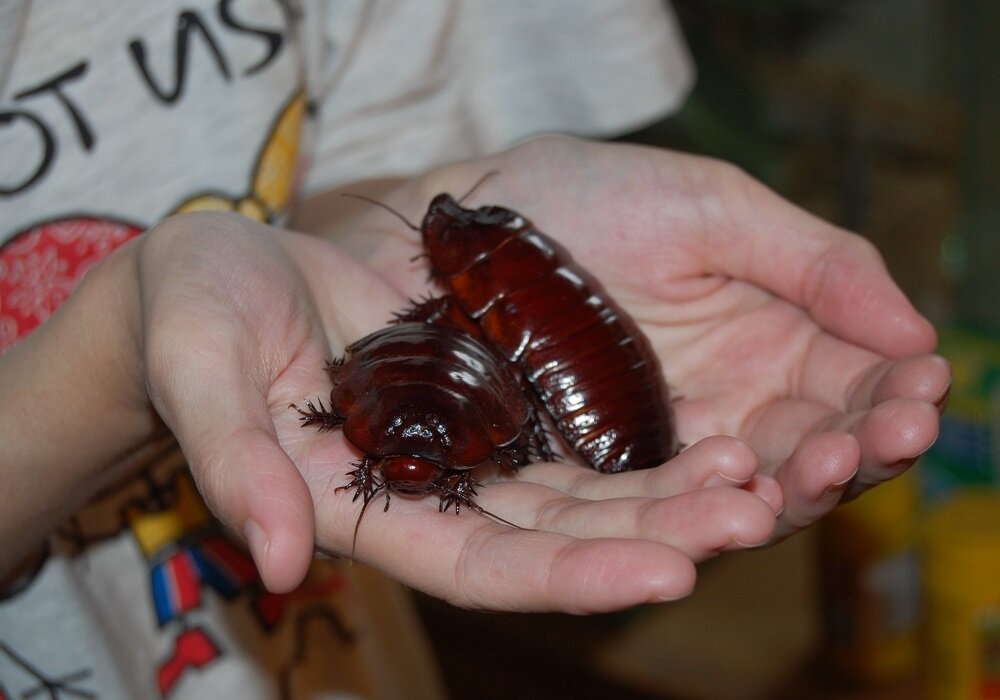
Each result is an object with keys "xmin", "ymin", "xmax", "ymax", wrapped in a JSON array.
[{"xmin": 920, "ymin": 326, "xmax": 1000, "ymax": 501}]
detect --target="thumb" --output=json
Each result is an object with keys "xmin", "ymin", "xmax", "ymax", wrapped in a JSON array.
[
  {"xmin": 146, "ymin": 326, "xmax": 316, "ymax": 593},
  {"xmin": 134, "ymin": 213, "xmax": 319, "ymax": 592}
]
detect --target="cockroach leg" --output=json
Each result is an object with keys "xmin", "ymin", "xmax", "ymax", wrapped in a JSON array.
[
  {"xmin": 435, "ymin": 477, "xmax": 528, "ymax": 531},
  {"xmin": 390, "ymin": 295, "xmax": 444, "ymax": 324},
  {"xmin": 335, "ymin": 457, "xmax": 388, "ymax": 559},
  {"xmin": 290, "ymin": 398, "xmax": 346, "ymax": 432},
  {"xmin": 436, "ymin": 471, "xmax": 479, "ymax": 515},
  {"xmin": 336, "ymin": 458, "xmax": 380, "ymax": 504}
]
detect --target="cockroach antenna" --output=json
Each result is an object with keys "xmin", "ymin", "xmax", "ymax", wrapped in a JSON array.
[
  {"xmin": 348, "ymin": 484, "xmax": 381, "ymax": 561},
  {"xmin": 456, "ymin": 170, "xmax": 499, "ymax": 205},
  {"xmin": 341, "ymin": 170, "xmax": 499, "ymax": 228},
  {"xmin": 340, "ymin": 193, "xmax": 420, "ymax": 231},
  {"xmin": 435, "ymin": 483, "xmax": 528, "ymax": 531},
  {"xmin": 346, "ymin": 480, "xmax": 526, "ymax": 562}
]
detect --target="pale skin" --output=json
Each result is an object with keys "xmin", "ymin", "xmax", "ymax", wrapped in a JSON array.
[{"xmin": 0, "ymin": 136, "xmax": 949, "ymax": 613}]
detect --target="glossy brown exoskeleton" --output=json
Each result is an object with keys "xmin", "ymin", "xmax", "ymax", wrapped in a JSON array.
[
  {"xmin": 401, "ymin": 191, "xmax": 680, "ymax": 473},
  {"xmin": 292, "ymin": 322, "xmax": 548, "ymax": 516}
]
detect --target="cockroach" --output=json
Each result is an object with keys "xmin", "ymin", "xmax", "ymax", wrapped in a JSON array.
[
  {"xmin": 292, "ymin": 322, "xmax": 547, "ymax": 540},
  {"xmin": 364, "ymin": 180, "xmax": 680, "ymax": 473}
]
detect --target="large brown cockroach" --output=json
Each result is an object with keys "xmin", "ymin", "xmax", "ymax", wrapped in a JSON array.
[
  {"xmin": 385, "ymin": 184, "xmax": 681, "ymax": 473},
  {"xmin": 292, "ymin": 322, "xmax": 548, "ymax": 534}
]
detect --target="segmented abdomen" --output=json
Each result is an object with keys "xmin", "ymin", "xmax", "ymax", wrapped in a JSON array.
[
  {"xmin": 425, "ymin": 201, "xmax": 679, "ymax": 473},
  {"xmin": 330, "ymin": 323, "xmax": 532, "ymax": 469}
]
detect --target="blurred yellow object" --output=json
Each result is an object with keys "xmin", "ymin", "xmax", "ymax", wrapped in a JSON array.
[
  {"xmin": 818, "ymin": 468, "xmax": 921, "ymax": 686},
  {"xmin": 924, "ymin": 490, "xmax": 1000, "ymax": 700}
]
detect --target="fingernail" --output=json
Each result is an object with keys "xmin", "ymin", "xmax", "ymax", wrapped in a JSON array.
[
  {"xmin": 753, "ymin": 487, "xmax": 784, "ymax": 517},
  {"xmin": 244, "ymin": 518, "xmax": 269, "ymax": 572},
  {"xmin": 653, "ymin": 591, "xmax": 692, "ymax": 603},
  {"xmin": 825, "ymin": 469, "xmax": 859, "ymax": 493},
  {"xmin": 706, "ymin": 471, "xmax": 750, "ymax": 488},
  {"xmin": 734, "ymin": 538, "xmax": 771, "ymax": 549}
]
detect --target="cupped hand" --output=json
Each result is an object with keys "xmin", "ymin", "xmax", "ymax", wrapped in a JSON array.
[
  {"xmin": 135, "ymin": 210, "xmax": 779, "ymax": 612},
  {"xmin": 330, "ymin": 135, "xmax": 950, "ymax": 541}
]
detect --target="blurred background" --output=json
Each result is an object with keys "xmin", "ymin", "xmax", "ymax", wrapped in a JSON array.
[{"xmin": 414, "ymin": 1, "xmax": 1000, "ymax": 698}]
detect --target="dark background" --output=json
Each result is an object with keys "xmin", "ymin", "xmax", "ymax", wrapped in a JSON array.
[{"xmin": 415, "ymin": 1, "xmax": 999, "ymax": 698}]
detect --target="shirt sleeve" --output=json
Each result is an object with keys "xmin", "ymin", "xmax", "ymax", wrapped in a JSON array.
[{"xmin": 300, "ymin": 0, "xmax": 694, "ymax": 195}]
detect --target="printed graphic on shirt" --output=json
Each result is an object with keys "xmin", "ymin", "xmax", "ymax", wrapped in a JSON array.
[
  {"xmin": 129, "ymin": 475, "xmax": 256, "ymax": 629},
  {"xmin": 0, "ymin": 89, "xmax": 304, "ymax": 353},
  {"xmin": 0, "ymin": 3, "xmax": 451, "ymax": 696},
  {"xmin": 0, "ymin": 4, "xmax": 353, "ymax": 690},
  {"xmin": 2, "ymin": 81, "xmax": 340, "ymax": 699},
  {"xmin": 122, "ymin": 472, "xmax": 247, "ymax": 694},
  {"xmin": 0, "ymin": 640, "xmax": 94, "ymax": 700},
  {"xmin": 1, "ymin": 457, "xmax": 357, "ymax": 699},
  {"xmin": 1, "ymin": 1, "xmax": 296, "ymax": 215},
  {"xmin": 0, "ymin": 217, "xmax": 142, "ymax": 350},
  {"xmin": 127, "ymin": 471, "xmax": 354, "ymax": 696},
  {"xmin": 173, "ymin": 91, "xmax": 305, "ymax": 220},
  {"xmin": 1, "ymin": 1, "xmax": 309, "ymax": 353}
]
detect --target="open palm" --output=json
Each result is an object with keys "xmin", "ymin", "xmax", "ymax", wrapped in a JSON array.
[
  {"xmin": 327, "ymin": 136, "xmax": 949, "ymax": 538},
  {"xmin": 136, "ymin": 207, "xmax": 779, "ymax": 614},
  {"xmin": 140, "ymin": 137, "xmax": 947, "ymax": 614}
]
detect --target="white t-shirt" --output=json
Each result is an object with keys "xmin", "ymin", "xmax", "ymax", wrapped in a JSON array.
[{"xmin": 0, "ymin": 2, "xmax": 693, "ymax": 697}]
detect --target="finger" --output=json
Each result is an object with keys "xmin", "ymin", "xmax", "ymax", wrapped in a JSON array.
[
  {"xmin": 697, "ymin": 167, "xmax": 936, "ymax": 358},
  {"xmin": 741, "ymin": 474, "xmax": 785, "ymax": 517},
  {"xmin": 136, "ymin": 216, "xmax": 321, "ymax": 592},
  {"xmin": 850, "ymin": 353, "xmax": 951, "ymax": 411},
  {"xmin": 771, "ymin": 431, "xmax": 860, "ymax": 537},
  {"xmin": 844, "ymin": 397, "xmax": 940, "ymax": 493},
  {"xmin": 475, "ymin": 482, "xmax": 780, "ymax": 562},
  {"xmin": 513, "ymin": 435, "xmax": 761, "ymax": 498},
  {"xmin": 795, "ymin": 334, "xmax": 951, "ymax": 414},
  {"xmin": 451, "ymin": 528, "xmax": 698, "ymax": 612},
  {"xmin": 323, "ymin": 504, "xmax": 698, "ymax": 613},
  {"xmin": 749, "ymin": 391, "xmax": 938, "ymax": 465},
  {"xmin": 213, "ymin": 427, "xmax": 317, "ymax": 594},
  {"xmin": 746, "ymin": 398, "xmax": 835, "ymax": 467}
]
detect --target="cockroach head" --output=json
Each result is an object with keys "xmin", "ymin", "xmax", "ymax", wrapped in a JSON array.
[{"xmin": 421, "ymin": 194, "xmax": 522, "ymax": 275}]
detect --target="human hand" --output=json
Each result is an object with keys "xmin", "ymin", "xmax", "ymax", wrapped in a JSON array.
[
  {"xmin": 132, "ymin": 211, "xmax": 780, "ymax": 612},
  {"xmin": 321, "ymin": 135, "xmax": 949, "ymax": 542}
]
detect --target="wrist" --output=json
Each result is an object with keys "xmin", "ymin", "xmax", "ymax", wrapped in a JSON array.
[
  {"xmin": 0, "ymin": 237, "xmax": 161, "ymax": 572},
  {"xmin": 77, "ymin": 236, "xmax": 159, "ymax": 429}
]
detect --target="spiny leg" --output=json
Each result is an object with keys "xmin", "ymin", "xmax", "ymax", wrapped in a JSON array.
[
  {"xmin": 335, "ymin": 456, "xmax": 387, "ymax": 558},
  {"xmin": 392, "ymin": 294, "xmax": 483, "ymax": 338},
  {"xmin": 436, "ymin": 471, "xmax": 480, "ymax": 515},
  {"xmin": 335, "ymin": 456, "xmax": 381, "ymax": 506},
  {"xmin": 290, "ymin": 397, "xmax": 346, "ymax": 432},
  {"xmin": 493, "ymin": 435, "xmax": 531, "ymax": 473},
  {"xmin": 391, "ymin": 295, "xmax": 448, "ymax": 324},
  {"xmin": 324, "ymin": 355, "xmax": 345, "ymax": 379},
  {"xmin": 435, "ymin": 470, "xmax": 526, "ymax": 531}
]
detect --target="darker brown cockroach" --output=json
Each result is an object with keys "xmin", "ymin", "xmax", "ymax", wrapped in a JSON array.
[{"xmin": 292, "ymin": 322, "xmax": 549, "ymax": 535}]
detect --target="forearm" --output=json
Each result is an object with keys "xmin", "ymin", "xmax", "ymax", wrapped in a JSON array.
[{"xmin": 0, "ymin": 239, "xmax": 162, "ymax": 575}]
